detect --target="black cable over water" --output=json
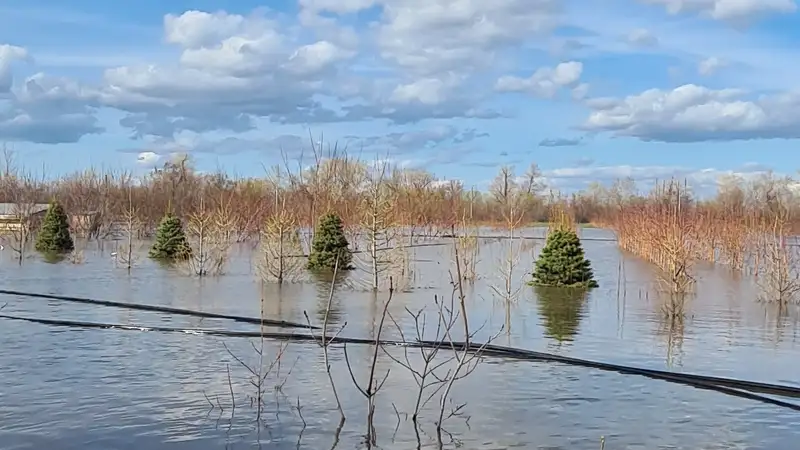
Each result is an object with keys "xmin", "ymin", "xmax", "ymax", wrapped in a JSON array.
[
  {"xmin": 2, "ymin": 313, "xmax": 799, "ymax": 412},
  {"xmin": 0, "ymin": 289, "xmax": 316, "ymax": 330}
]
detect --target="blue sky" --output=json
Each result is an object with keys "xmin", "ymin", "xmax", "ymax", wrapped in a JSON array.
[{"xmin": 0, "ymin": 0, "xmax": 799, "ymax": 193}]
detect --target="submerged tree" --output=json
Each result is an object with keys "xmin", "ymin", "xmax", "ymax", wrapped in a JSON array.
[
  {"xmin": 258, "ymin": 208, "xmax": 304, "ymax": 284},
  {"xmin": 149, "ymin": 212, "xmax": 191, "ymax": 261},
  {"xmin": 307, "ymin": 213, "xmax": 353, "ymax": 271},
  {"xmin": 35, "ymin": 201, "xmax": 74, "ymax": 254},
  {"xmin": 530, "ymin": 228, "xmax": 598, "ymax": 288}
]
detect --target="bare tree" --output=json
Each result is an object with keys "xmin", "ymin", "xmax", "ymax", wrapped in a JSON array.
[
  {"xmin": 115, "ymin": 187, "xmax": 140, "ymax": 272},
  {"xmin": 757, "ymin": 208, "xmax": 800, "ymax": 304},
  {"xmin": 489, "ymin": 165, "xmax": 518, "ymax": 207},
  {"xmin": 304, "ymin": 257, "xmax": 347, "ymax": 437},
  {"xmin": 353, "ymin": 159, "xmax": 411, "ymax": 291},
  {"xmin": 183, "ymin": 196, "xmax": 232, "ymax": 277},
  {"xmin": 343, "ymin": 277, "xmax": 394, "ymax": 445},
  {"xmin": 382, "ymin": 299, "xmax": 461, "ymax": 429},
  {"xmin": 6, "ymin": 174, "xmax": 41, "ymax": 264},
  {"xmin": 257, "ymin": 196, "xmax": 304, "ymax": 284},
  {"xmin": 434, "ymin": 247, "xmax": 503, "ymax": 442},
  {"xmin": 489, "ymin": 189, "xmax": 526, "ymax": 333}
]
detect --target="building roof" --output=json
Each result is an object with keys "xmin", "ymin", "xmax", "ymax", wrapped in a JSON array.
[{"xmin": 0, "ymin": 203, "xmax": 49, "ymax": 216}]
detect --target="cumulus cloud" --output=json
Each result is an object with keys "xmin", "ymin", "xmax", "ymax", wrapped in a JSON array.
[
  {"xmin": 495, "ymin": 61, "xmax": 583, "ymax": 98},
  {"xmin": 371, "ymin": 0, "xmax": 560, "ymax": 76},
  {"xmin": 639, "ymin": 0, "xmax": 796, "ymax": 21},
  {"xmin": 4, "ymin": 2, "xmax": 795, "ymax": 152},
  {"xmin": 0, "ymin": 72, "xmax": 102, "ymax": 143},
  {"xmin": 136, "ymin": 151, "xmax": 161, "ymax": 166},
  {"xmin": 0, "ymin": 45, "xmax": 29, "ymax": 94},
  {"xmin": 579, "ymin": 84, "xmax": 800, "ymax": 142}
]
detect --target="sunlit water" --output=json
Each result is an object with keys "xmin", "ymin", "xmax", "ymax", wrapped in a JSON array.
[{"xmin": 0, "ymin": 227, "xmax": 798, "ymax": 449}]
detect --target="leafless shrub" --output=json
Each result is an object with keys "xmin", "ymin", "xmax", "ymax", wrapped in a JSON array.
[
  {"xmin": 4, "ymin": 174, "xmax": 42, "ymax": 265},
  {"xmin": 489, "ymin": 189, "xmax": 527, "ymax": 332},
  {"xmin": 115, "ymin": 187, "xmax": 140, "ymax": 272},
  {"xmin": 183, "ymin": 197, "xmax": 233, "ymax": 277},
  {"xmin": 343, "ymin": 277, "xmax": 394, "ymax": 445},
  {"xmin": 223, "ymin": 340, "xmax": 290, "ymax": 422},
  {"xmin": 303, "ymin": 256, "xmax": 347, "ymax": 431},
  {"xmin": 257, "ymin": 205, "xmax": 304, "ymax": 284},
  {"xmin": 382, "ymin": 298, "xmax": 460, "ymax": 428},
  {"xmin": 453, "ymin": 218, "xmax": 479, "ymax": 282},
  {"xmin": 756, "ymin": 213, "xmax": 800, "ymax": 304},
  {"xmin": 432, "ymin": 246, "xmax": 503, "ymax": 443},
  {"xmin": 351, "ymin": 159, "xmax": 412, "ymax": 291},
  {"xmin": 67, "ymin": 249, "xmax": 85, "ymax": 265}
]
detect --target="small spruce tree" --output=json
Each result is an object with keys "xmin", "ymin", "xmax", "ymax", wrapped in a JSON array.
[
  {"xmin": 307, "ymin": 213, "xmax": 353, "ymax": 271},
  {"xmin": 149, "ymin": 212, "xmax": 191, "ymax": 261},
  {"xmin": 35, "ymin": 201, "xmax": 74, "ymax": 254},
  {"xmin": 529, "ymin": 228, "xmax": 598, "ymax": 288}
]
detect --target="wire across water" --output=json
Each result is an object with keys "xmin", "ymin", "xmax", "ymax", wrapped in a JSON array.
[{"xmin": 2, "ymin": 288, "xmax": 799, "ymax": 412}]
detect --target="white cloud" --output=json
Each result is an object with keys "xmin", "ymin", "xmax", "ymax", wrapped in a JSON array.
[
  {"xmin": 136, "ymin": 151, "xmax": 161, "ymax": 166},
  {"xmin": 0, "ymin": 2, "xmax": 796, "ymax": 153},
  {"xmin": 0, "ymin": 45, "xmax": 29, "ymax": 93},
  {"xmin": 373, "ymin": 0, "xmax": 560, "ymax": 75},
  {"xmin": 495, "ymin": 61, "xmax": 583, "ymax": 98},
  {"xmin": 639, "ymin": 0, "xmax": 797, "ymax": 21},
  {"xmin": 626, "ymin": 28, "xmax": 658, "ymax": 47},
  {"xmin": 164, "ymin": 10, "xmax": 250, "ymax": 49},
  {"xmin": 580, "ymin": 84, "xmax": 800, "ymax": 142},
  {"xmin": 698, "ymin": 56, "xmax": 725, "ymax": 75},
  {"xmin": 543, "ymin": 163, "xmax": 773, "ymax": 194}
]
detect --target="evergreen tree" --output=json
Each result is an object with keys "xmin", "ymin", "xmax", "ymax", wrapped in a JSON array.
[
  {"xmin": 307, "ymin": 213, "xmax": 353, "ymax": 271},
  {"xmin": 149, "ymin": 213, "xmax": 191, "ymax": 261},
  {"xmin": 530, "ymin": 228, "xmax": 598, "ymax": 288},
  {"xmin": 35, "ymin": 200, "xmax": 74, "ymax": 254}
]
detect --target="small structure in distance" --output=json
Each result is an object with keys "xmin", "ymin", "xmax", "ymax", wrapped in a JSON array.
[{"xmin": 0, "ymin": 203, "xmax": 49, "ymax": 233}]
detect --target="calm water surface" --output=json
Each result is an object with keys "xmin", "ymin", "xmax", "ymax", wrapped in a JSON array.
[{"xmin": 0, "ymin": 227, "xmax": 798, "ymax": 449}]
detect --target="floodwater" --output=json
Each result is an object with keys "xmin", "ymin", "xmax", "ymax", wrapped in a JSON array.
[{"xmin": 0, "ymin": 227, "xmax": 798, "ymax": 449}]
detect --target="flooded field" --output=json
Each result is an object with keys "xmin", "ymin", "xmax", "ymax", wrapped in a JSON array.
[{"xmin": 0, "ymin": 227, "xmax": 798, "ymax": 449}]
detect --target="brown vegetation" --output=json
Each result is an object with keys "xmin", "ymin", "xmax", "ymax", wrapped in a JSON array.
[
  {"xmin": 599, "ymin": 173, "xmax": 800, "ymax": 305},
  {"xmin": 1, "ymin": 144, "xmax": 800, "ymax": 305}
]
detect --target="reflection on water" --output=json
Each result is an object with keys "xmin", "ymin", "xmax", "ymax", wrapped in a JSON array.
[
  {"xmin": 0, "ymin": 227, "xmax": 799, "ymax": 449},
  {"xmin": 310, "ymin": 271, "xmax": 346, "ymax": 327},
  {"xmin": 534, "ymin": 285, "xmax": 589, "ymax": 343}
]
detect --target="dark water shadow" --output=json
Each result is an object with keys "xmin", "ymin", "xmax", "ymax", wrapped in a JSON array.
[{"xmin": 533, "ymin": 286, "xmax": 589, "ymax": 344}]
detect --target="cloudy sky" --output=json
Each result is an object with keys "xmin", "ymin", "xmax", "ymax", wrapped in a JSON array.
[{"xmin": 0, "ymin": 0, "xmax": 797, "ymax": 192}]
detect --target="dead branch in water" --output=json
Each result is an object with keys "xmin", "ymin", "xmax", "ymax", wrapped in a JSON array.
[
  {"xmin": 433, "ymin": 244, "xmax": 503, "ymax": 444},
  {"xmin": 303, "ymin": 255, "xmax": 347, "ymax": 431},
  {"xmin": 343, "ymin": 277, "xmax": 395, "ymax": 445}
]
